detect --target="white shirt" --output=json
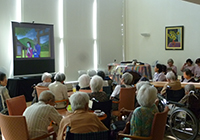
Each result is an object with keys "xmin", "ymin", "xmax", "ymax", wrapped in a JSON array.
[
  {"xmin": 23, "ymin": 101, "xmax": 62, "ymax": 139},
  {"xmin": 48, "ymin": 81, "xmax": 68, "ymax": 109},
  {"xmin": 110, "ymin": 84, "xmax": 132, "ymax": 97}
]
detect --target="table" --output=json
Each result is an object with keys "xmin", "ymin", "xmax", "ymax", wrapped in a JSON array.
[
  {"xmin": 57, "ymin": 109, "xmax": 107, "ymax": 121},
  {"xmin": 151, "ymin": 81, "xmax": 200, "ymax": 89}
]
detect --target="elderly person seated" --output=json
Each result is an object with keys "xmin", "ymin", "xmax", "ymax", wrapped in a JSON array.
[
  {"xmin": 119, "ymin": 84, "xmax": 158, "ymax": 137},
  {"xmin": 97, "ymin": 70, "xmax": 109, "ymax": 87},
  {"xmin": 181, "ymin": 58, "xmax": 195, "ymax": 74},
  {"xmin": 23, "ymin": 90, "xmax": 62, "ymax": 139},
  {"xmin": 181, "ymin": 69, "xmax": 196, "ymax": 83},
  {"xmin": 161, "ymin": 71, "xmax": 182, "ymax": 95},
  {"xmin": 49, "ymin": 72, "xmax": 68, "ymax": 109},
  {"xmin": 89, "ymin": 75, "xmax": 108, "ymax": 102},
  {"xmin": 57, "ymin": 92, "xmax": 108, "ymax": 140},
  {"xmin": 76, "ymin": 74, "xmax": 91, "ymax": 91},
  {"xmin": 32, "ymin": 72, "xmax": 52, "ymax": 104},
  {"xmin": 179, "ymin": 84, "xmax": 196, "ymax": 104},
  {"xmin": 110, "ymin": 72, "xmax": 133, "ymax": 99},
  {"xmin": 153, "ymin": 63, "xmax": 166, "ymax": 82},
  {"xmin": 167, "ymin": 58, "xmax": 177, "ymax": 74}
]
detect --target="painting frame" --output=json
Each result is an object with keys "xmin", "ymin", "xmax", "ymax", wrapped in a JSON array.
[{"xmin": 165, "ymin": 26, "xmax": 184, "ymax": 50}]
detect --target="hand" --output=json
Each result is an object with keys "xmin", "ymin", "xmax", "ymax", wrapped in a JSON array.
[{"xmin": 110, "ymin": 96, "xmax": 114, "ymax": 100}]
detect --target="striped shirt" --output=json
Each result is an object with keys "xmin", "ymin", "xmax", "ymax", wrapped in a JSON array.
[{"xmin": 23, "ymin": 101, "xmax": 62, "ymax": 139}]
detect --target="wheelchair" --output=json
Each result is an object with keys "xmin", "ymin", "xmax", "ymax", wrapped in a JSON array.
[{"xmin": 157, "ymin": 90, "xmax": 200, "ymax": 140}]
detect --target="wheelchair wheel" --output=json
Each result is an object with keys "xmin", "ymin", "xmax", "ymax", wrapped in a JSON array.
[{"xmin": 169, "ymin": 107, "xmax": 199, "ymax": 140}]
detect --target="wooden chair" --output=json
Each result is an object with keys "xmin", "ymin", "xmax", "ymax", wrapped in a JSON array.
[
  {"xmin": 112, "ymin": 87, "xmax": 136, "ymax": 120},
  {"xmin": 6, "ymin": 95, "xmax": 27, "ymax": 115},
  {"xmin": 55, "ymin": 99, "xmax": 69, "ymax": 108},
  {"xmin": 35, "ymin": 86, "xmax": 49, "ymax": 98},
  {"xmin": 65, "ymin": 126, "xmax": 109, "ymax": 140},
  {"xmin": 79, "ymin": 89, "xmax": 92, "ymax": 93},
  {"xmin": 0, "ymin": 113, "xmax": 56, "ymax": 140},
  {"xmin": 118, "ymin": 106, "xmax": 169, "ymax": 140}
]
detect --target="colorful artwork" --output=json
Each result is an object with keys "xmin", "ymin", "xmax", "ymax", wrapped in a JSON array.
[{"xmin": 165, "ymin": 26, "xmax": 184, "ymax": 50}]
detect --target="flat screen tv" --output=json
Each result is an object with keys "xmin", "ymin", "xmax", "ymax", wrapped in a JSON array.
[{"xmin": 12, "ymin": 22, "xmax": 55, "ymax": 76}]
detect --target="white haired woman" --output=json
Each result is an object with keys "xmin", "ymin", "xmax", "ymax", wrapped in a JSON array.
[
  {"xmin": 160, "ymin": 71, "xmax": 181, "ymax": 95},
  {"xmin": 77, "ymin": 74, "xmax": 91, "ymax": 91},
  {"xmin": 48, "ymin": 72, "xmax": 68, "ymax": 109},
  {"xmin": 129, "ymin": 84, "xmax": 158, "ymax": 137},
  {"xmin": 89, "ymin": 75, "xmax": 108, "ymax": 102},
  {"xmin": 57, "ymin": 92, "xmax": 108, "ymax": 140}
]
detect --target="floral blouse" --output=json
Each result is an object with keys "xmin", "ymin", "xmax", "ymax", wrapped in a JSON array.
[{"xmin": 130, "ymin": 104, "xmax": 158, "ymax": 137}]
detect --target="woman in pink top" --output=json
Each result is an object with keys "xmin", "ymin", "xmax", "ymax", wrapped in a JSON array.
[
  {"xmin": 167, "ymin": 58, "xmax": 177, "ymax": 74},
  {"xmin": 194, "ymin": 58, "xmax": 200, "ymax": 79},
  {"xmin": 181, "ymin": 58, "xmax": 195, "ymax": 74}
]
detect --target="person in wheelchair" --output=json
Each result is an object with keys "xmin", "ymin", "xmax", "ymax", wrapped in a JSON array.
[
  {"xmin": 179, "ymin": 84, "xmax": 197, "ymax": 104},
  {"xmin": 160, "ymin": 71, "xmax": 181, "ymax": 96}
]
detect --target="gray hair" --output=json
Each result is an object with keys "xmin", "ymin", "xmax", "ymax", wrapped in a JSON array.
[
  {"xmin": 122, "ymin": 72, "xmax": 133, "ymax": 85},
  {"xmin": 90, "ymin": 75, "xmax": 103, "ymax": 92},
  {"xmin": 136, "ymin": 81, "xmax": 150, "ymax": 91},
  {"xmin": 70, "ymin": 92, "xmax": 89, "ymax": 111},
  {"xmin": 87, "ymin": 70, "xmax": 97, "ymax": 77},
  {"xmin": 184, "ymin": 84, "xmax": 196, "ymax": 93},
  {"xmin": 166, "ymin": 71, "xmax": 176, "ymax": 80},
  {"xmin": 39, "ymin": 90, "xmax": 55, "ymax": 103},
  {"xmin": 54, "ymin": 72, "xmax": 66, "ymax": 82},
  {"xmin": 167, "ymin": 58, "xmax": 174, "ymax": 64},
  {"xmin": 137, "ymin": 84, "xmax": 157, "ymax": 107},
  {"xmin": 41, "ymin": 72, "xmax": 52, "ymax": 81},
  {"xmin": 78, "ymin": 74, "xmax": 90, "ymax": 88}
]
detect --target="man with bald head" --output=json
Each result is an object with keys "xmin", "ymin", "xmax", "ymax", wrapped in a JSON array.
[{"xmin": 23, "ymin": 90, "xmax": 62, "ymax": 140}]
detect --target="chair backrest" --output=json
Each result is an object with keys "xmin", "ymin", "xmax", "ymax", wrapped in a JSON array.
[
  {"xmin": 166, "ymin": 88, "xmax": 185, "ymax": 102},
  {"xmin": 103, "ymin": 86, "xmax": 112, "ymax": 97},
  {"xmin": 35, "ymin": 86, "xmax": 49, "ymax": 98},
  {"xmin": 91, "ymin": 100, "xmax": 112, "ymax": 128},
  {"xmin": 79, "ymin": 89, "xmax": 92, "ymax": 93},
  {"xmin": 0, "ymin": 113, "xmax": 29, "ymax": 140},
  {"xmin": 65, "ymin": 126, "xmax": 109, "ymax": 140},
  {"xmin": 151, "ymin": 106, "xmax": 169, "ymax": 140},
  {"xmin": 118, "ymin": 87, "xmax": 136, "ymax": 111},
  {"xmin": 188, "ymin": 94, "xmax": 200, "ymax": 119},
  {"xmin": 6, "ymin": 95, "xmax": 27, "ymax": 115}
]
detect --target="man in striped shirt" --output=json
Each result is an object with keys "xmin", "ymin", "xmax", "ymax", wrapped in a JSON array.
[{"xmin": 23, "ymin": 90, "xmax": 62, "ymax": 140}]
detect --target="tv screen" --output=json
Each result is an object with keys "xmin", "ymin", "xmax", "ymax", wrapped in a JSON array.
[{"xmin": 12, "ymin": 22, "xmax": 55, "ymax": 76}]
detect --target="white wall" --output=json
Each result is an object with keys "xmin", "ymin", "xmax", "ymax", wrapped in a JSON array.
[{"xmin": 125, "ymin": 0, "xmax": 200, "ymax": 76}]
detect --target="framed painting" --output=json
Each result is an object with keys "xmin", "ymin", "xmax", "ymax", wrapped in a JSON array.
[{"xmin": 165, "ymin": 26, "xmax": 184, "ymax": 50}]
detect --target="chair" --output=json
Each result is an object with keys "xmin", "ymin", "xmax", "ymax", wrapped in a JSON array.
[
  {"xmin": 166, "ymin": 88, "xmax": 185, "ymax": 102},
  {"xmin": 118, "ymin": 106, "xmax": 169, "ymax": 140},
  {"xmin": 91, "ymin": 100, "xmax": 112, "ymax": 128},
  {"xmin": 79, "ymin": 89, "xmax": 92, "ymax": 93},
  {"xmin": 35, "ymin": 86, "xmax": 49, "ymax": 98},
  {"xmin": 6, "ymin": 95, "xmax": 27, "ymax": 115},
  {"xmin": 65, "ymin": 126, "xmax": 109, "ymax": 140},
  {"xmin": 0, "ymin": 113, "xmax": 56, "ymax": 140},
  {"xmin": 55, "ymin": 99, "xmax": 69, "ymax": 108},
  {"xmin": 112, "ymin": 87, "xmax": 136, "ymax": 120}
]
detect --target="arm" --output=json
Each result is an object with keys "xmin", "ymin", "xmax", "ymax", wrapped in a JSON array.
[
  {"xmin": 62, "ymin": 85, "xmax": 68, "ymax": 99},
  {"xmin": 110, "ymin": 85, "xmax": 121, "ymax": 99},
  {"xmin": 130, "ymin": 109, "xmax": 142, "ymax": 136},
  {"xmin": 181, "ymin": 63, "xmax": 186, "ymax": 72},
  {"xmin": 160, "ymin": 83, "xmax": 168, "ymax": 95}
]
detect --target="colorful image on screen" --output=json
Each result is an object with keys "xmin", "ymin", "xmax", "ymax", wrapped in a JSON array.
[{"xmin": 14, "ymin": 27, "xmax": 51, "ymax": 59}]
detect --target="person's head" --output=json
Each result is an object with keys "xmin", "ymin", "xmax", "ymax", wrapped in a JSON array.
[
  {"xmin": 183, "ymin": 69, "xmax": 193, "ymax": 79},
  {"xmin": 27, "ymin": 42, "xmax": 31, "ymax": 48},
  {"xmin": 167, "ymin": 59, "xmax": 174, "ymax": 67},
  {"xmin": 78, "ymin": 74, "xmax": 90, "ymax": 88},
  {"xmin": 195, "ymin": 58, "xmax": 200, "ymax": 66},
  {"xmin": 41, "ymin": 72, "xmax": 52, "ymax": 83},
  {"xmin": 166, "ymin": 71, "xmax": 177, "ymax": 81},
  {"xmin": 0, "ymin": 72, "xmax": 7, "ymax": 86},
  {"xmin": 90, "ymin": 75, "xmax": 103, "ymax": 92},
  {"xmin": 136, "ymin": 81, "xmax": 150, "ymax": 91},
  {"xmin": 97, "ymin": 70, "xmax": 106, "ymax": 80},
  {"xmin": 38, "ymin": 90, "xmax": 55, "ymax": 106},
  {"xmin": 186, "ymin": 58, "xmax": 193, "ymax": 66},
  {"xmin": 184, "ymin": 84, "xmax": 196, "ymax": 95},
  {"xmin": 70, "ymin": 92, "xmax": 89, "ymax": 111},
  {"xmin": 162, "ymin": 64, "xmax": 167, "ymax": 75},
  {"xmin": 87, "ymin": 70, "xmax": 96, "ymax": 78},
  {"xmin": 154, "ymin": 64, "xmax": 162, "ymax": 73},
  {"xmin": 54, "ymin": 72, "xmax": 66, "ymax": 83},
  {"xmin": 137, "ymin": 84, "xmax": 157, "ymax": 107},
  {"xmin": 121, "ymin": 72, "xmax": 133, "ymax": 85}
]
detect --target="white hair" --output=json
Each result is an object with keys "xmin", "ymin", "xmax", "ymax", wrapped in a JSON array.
[
  {"xmin": 137, "ymin": 84, "xmax": 157, "ymax": 107},
  {"xmin": 54, "ymin": 72, "xmax": 66, "ymax": 82},
  {"xmin": 90, "ymin": 75, "xmax": 103, "ymax": 92},
  {"xmin": 87, "ymin": 70, "xmax": 97, "ymax": 77},
  {"xmin": 166, "ymin": 71, "xmax": 176, "ymax": 80},
  {"xmin": 136, "ymin": 81, "xmax": 150, "ymax": 91},
  {"xmin": 184, "ymin": 84, "xmax": 196, "ymax": 93},
  {"xmin": 70, "ymin": 92, "xmax": 89, "ymax": 111},
  {"xmin": 41, "ymin": 72, "xmax": 52, "ymax": 81},
  {"xmin": 78, "ymin": 74, "xmax": 90, "ymax": 88},
  {"xmin": 122, "ymin": 72, "xmax": 133, "ymax": 85},
  {"xmin": 39, "ymin": 90, "xmax": 55, "ymax": 103}
]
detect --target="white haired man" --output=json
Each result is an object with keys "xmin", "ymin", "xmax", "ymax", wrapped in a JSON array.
[
  {"xmin": 49, "ymin": 72, "xmax": 68, "ymax": 109},
  {"xmin": 23, "ymin": 90, "xmax": 62, "ymax": 140},
  {"xmin": 57, "ymin": 92, "xmax": 108, "ymax": 140}
]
